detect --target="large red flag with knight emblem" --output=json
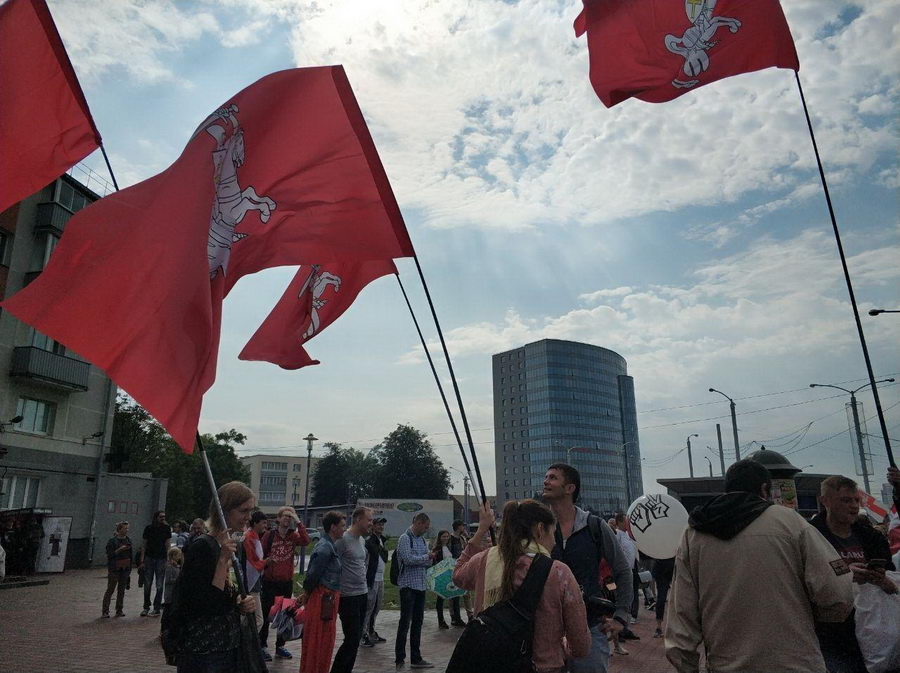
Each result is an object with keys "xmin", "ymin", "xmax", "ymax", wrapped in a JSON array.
[
  {"xmin": 0, "ymin": 0, "xmax": 102, "ymax": 213},
  {"xmin": 574, "ymin": 0, "xmax": 799, "ymax": 108},
  {"xmin": 2, "ymin": 66, "xmax": 413, "ymax": 452},
  {"xmin": 239, "ymin": 260, "xmax": 397, "ymax": 370}
]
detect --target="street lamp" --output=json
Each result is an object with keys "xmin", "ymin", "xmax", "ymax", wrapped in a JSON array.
[
  {"xmin": 299, "ymin": 432, "xmax": 317, "ymax": 575},
  {"xmin": 0, "ymin": 415, "xmax": 23, "ymax": 433},
  {"xmin": 686, "ymin": 434, "xmax": 699, "ymax": 478},
  {"xmin": 703, "ymin": 456, "xmax": 713, "ymax": 477},
  {"xmin": 709, "ymin": 388, "xmax": 741, "ymax": 460},
  {"xmin": 448, "ymin": 466, "xmax": 472, "ymax": 527},
  {"xmin": 869, "ymin": 309, "xmax": 900, "ymax": 316},
  {"xmin": 809, "ymin": 378, "xmax": 894, "ymax": 492}
]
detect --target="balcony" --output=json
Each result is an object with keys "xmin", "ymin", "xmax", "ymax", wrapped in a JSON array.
[
  {"xmin": 10, "ymin": 346, "xmax": 90, "ymax": 391},
  {"xmin": 34, "ymin": 202, "xmax": 74, "ymax": 237}
]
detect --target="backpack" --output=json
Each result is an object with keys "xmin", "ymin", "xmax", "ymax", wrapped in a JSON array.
[
  {"xmin": 389, "ymin": 547, "xmax": 403, "ymax": 586},
  {"xmin": 446, "ymin": 553, "xmax": 553, "ymax": 673}
]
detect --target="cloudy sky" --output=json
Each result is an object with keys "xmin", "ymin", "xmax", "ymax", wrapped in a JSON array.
[{"xmin": 48, "ymin": 0, "xmax": 899, "ymax": 500}]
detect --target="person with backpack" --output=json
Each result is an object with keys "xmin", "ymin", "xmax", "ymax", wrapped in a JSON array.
[
  {"xmin": 450, "ymin": 499, "xmax": 590, "ymax": 673},
  {"xmin": 259, "ymin": 506, "xmax": 310, "ymax": 660},
  {"xmin": 395, "ymin": 511, "xmax": 434, "ymax": 670},
  {"xmin": 542, "ymin": 463, "xmax": 633, "ymax": 673}
]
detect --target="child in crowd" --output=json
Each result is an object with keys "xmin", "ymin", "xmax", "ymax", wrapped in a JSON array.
[{"xmin": 161, "ymin": 546, "xmax": 183, "ymax": 624}]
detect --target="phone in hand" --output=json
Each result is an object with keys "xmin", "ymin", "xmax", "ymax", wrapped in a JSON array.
[{"xmin": 866, "ymin": 559, "xmax": 888, "ymax": 570}]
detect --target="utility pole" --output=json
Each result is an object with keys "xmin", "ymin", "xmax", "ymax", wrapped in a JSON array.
[
  {"xmin": 463, "ymin": 475, "xmax": 470, "ymax": 530},
  {"xmin": 849, "ymin": 391, "xmax": 871, "ymax": 493},
  {"xmin": 710, "ymin": 389, "xmax": 741, "ymax": 460},
  {"xmin": 300, "ymin": 432, "xmax": 317, "ymax": 576},
  {"xmin": 716, "ymin": 423, "xmax": 726, "ymax": 475},
  {"xmin": 686, "ymin": 434, "xmax": 698, "ymax": 478},
  {"xmin": 704, "ymin": 456, "xmax": 713, "ymax": 477}
]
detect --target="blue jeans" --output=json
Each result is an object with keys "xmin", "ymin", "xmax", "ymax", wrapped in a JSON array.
[
  {"xmin": 567, "ymin": 622, "xmax": 611, "ymax": 673},
  {"xmin": 142, "ymin": 556, "xmax": 166, "ymax": 611},
  {"xmin": 395, "ymin": 587, "xmax": 425, "ymax": 664},
  {"xmin": 176, "ymin": 649, "xmax": 238, "ymax": 673}
]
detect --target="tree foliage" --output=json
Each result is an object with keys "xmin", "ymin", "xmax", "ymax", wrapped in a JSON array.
[
  {"xmin": 373, "ymin": 425, "xmax": 451, "ymax": 499},
  {"xmin": 310, "ymin": 442, "xmax": 380, "ymax": 507},
  {"xmin": 110, "ymin": 396, "xmax": 250, "ymax": 523}
]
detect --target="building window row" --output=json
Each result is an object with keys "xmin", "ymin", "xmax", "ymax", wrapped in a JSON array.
[
  {"xmin": 1, "ymin": 476, "xmax": 41, "ymax": 509},
  {"xmin": 261, "ymin": 461, "xmax": 287, "ymax": 471},
  {"xmin": 258, "ymin": 491, "xmax": 284, "ymax": 505},
  {"xmin": 107, "ymin": 500, "xmax": 139, "ymax": 515},
  {"xmin": 16, "ymin": 397, "xmax": 55, "ymax": 435}
]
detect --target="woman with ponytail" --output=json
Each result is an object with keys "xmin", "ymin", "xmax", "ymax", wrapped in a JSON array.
[{"xmin": 452, "ymin": 500, "xmax": 590, "ymax": 673}]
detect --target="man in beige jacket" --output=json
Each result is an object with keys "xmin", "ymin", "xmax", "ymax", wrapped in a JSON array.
[{"xmin": 665, "ymin": 459, "xmax": 854, "ymax": 673}]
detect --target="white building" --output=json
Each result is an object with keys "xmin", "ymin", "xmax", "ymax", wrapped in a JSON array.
[{"xmin": 240, "ymin": 453, "xmax": 320, "ymax": 516}]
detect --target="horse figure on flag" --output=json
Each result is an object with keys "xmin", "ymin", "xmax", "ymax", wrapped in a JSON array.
[
  {"xmin": 664, "ymin": 0, "xmax": 741, "ymax": 89},
  {"xmin": 200, "ymin": 104, "xmax": 277, "ymax": 279},
  {"xmin": 298, "ymin": 266, "xmax": 342, "ymax": 339}
]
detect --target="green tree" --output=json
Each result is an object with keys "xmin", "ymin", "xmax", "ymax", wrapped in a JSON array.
[
  {"xmin": 311, "ymin": 443, "xmax": 379, "ymax": 506},
  {"xmin": 373, "ymin": 425, "xmax": 451, "ymax": 499}
]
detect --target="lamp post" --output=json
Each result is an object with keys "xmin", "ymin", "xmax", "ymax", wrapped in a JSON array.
[
  {"xmin": 299, "ymin": 432, "xmax": 317, "ymax": 575},
  {"xmin": 448, "ymin": 466, "xmax": 472, "ymax": 526},
  {"xmin": 709, "ymin": 388, "xmax": 741, "ymax": 460},
  {"xmin": 868, "ymin": 309, "xmax": 900, "ymax": 316},
  {"xmin": 809, "ymin": 378, "xmax": 894, "ymax": 493},
  {"xmin": 704, "ymin": 456, "xmax": 713, "ymax": 477},
  {"xmin": 686, "ymin": 434, "xmax": 699, "ymax": 477}
]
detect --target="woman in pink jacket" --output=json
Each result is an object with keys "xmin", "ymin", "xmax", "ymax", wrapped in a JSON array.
[{"xmin": 452, "ymin": 500, "xmax": 591, "ymax": 673}]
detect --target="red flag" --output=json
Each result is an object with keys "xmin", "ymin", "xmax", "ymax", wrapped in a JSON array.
[
  {"xmin": 0, "ymin": 0, "xmax": 101, "ymax": 213},
  {"xmin": 2, "ymin": 66, "xmax": 413, "ymax": 452},
  {"xmin": 239, "ymin": 260, "xmax": 396, "ymax": 370},
  {"xmin": 574, "ymin": 0, "xmax": 799, "ymax": 108}
]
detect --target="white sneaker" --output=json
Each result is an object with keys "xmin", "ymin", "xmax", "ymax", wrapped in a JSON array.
[{"xmin": 629, "ymin": 617, "xmax": 638, "ymax": 624}]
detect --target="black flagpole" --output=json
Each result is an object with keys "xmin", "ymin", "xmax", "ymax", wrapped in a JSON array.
[
  {"xmin": 395, "ymin": 274, "xmax": 481, "ymax": 503},
  {"xmin": 100, "ymin": 144, "xmax": 119, "ymax": 191},
  {"xmin": 411, "ymin": 256, "xmax": 492, "ymax": 508},
  {"xmin": 794, "ymin": 72, "xmax": 895, "ymax": 468}
]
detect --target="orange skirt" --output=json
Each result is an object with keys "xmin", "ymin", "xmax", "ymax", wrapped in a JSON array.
[{"xmin": 299, "ymin": 586, "xmax": 341, "ymax": 673}]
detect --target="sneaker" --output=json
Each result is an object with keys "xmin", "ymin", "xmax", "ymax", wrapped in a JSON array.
[
  {"xmin": 395, "ymin": 662, "xmax": 405, "ymax": 671},
  {"xmin": 653, "ymin": 628, "xmax": 663, "ymax": 638},
  {"xmin": 361, "ymin": 635, "xmax": 375, "ymax": 648},
  {"xmin": 275, "ymin": 646, "xmax": 293, "ymax": 659},
  {"xmin": 450, "ymin": 619, "xmax": 466, "ymax": 627},
  {"xmin": 645, "ymin": 599, "xmax": 656, "ymax": 610},
  {"xmin": 115, "ymin": 611, "xmax": 125, "ymax": 618},
  {"xmin": 410, "ymin": 661, "xmax": 434, "ymax": 669},
  {"xmin": 614, "ymin": 643, "xmax": 629, "ymax": 656},
  {"xmin": 140, "ymin": 609, "xmax": 149, "ymax": 617},
  {"xmin": 438, "ymin": 622, "xmax": 449, "ymax": 630},
  {"xmin": 261, "ymin": 648, "xmax": 273, "ymax": 662},
  {"xmin": 149, "ymin": 609, "xmax": 161, "ymax": 617},
  {"xmin": 629, "ymin": 617, "xmax": 638, "ymax": 624},
  {"xmin": 372, "ymin": 632, "xmax": 387, "ymax": 643},
  {"xmin": 619, "ymin": 629, "xmax": 640, "ymax": 641},
  {"xmin": 101, "ymin": 613, "xmax": 110, "ymax": 619}
]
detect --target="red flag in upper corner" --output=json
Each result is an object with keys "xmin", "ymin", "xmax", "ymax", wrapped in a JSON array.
[
  {"xmin": 239, "ymin": 260, "xmax": 397, "ymax": 370},
  {"xmin": 0, "ymin": 0, "xmax": 101, "ymax": 213},
  {"xmin": 1, "ymin": 66, "xmax": 413, "ymax": 453},
  {"xmin": 573, "ymin": 0, "xmax": 799, "ymax": 108}
]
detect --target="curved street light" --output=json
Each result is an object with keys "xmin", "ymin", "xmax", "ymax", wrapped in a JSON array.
[
  {"xmin": 709, "ymin": 388, "xmax": 741, "ymax": 460},
  {"xmin": 809, "ymin": 378, "xmax": 895, "ymax": 492},
  {"xmin": 703, "ymin": 456, "xmax": 713, "ymax": 477},
  {"xmin": 686, "ymin": 433, "xmax": 699, "ymax": 478},
  {"xmin": 869, "ymin": 309, "xmax": 900, "ymax": 316}
]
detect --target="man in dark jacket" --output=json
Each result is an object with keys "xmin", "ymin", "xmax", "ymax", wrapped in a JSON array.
[
  {"xmin": 543, "ymin": 463, "xmax": 632, "ymax": 673},
  {"xmin": 811, "ymin": 474, "xmax": 897, "ymax": 673},
  {"xmin": 361, "ymin": 517, "xmax": 389, "ymax": 647}
]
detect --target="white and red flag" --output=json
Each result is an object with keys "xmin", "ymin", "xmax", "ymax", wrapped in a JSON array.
[
  {"xmin": 574, "ymin": 0, "xmax": 799, "ymax": 107},
  {"xmin": 2, "ymin": 66, "xmax": 413, "ymax": 452},
  {"xmin": 0, "ymin": 0, "xmax": 102, "ymax": 212},
  {"xmin": 239, "ymin": 260, "xmax": 397, "ymax": 370}
]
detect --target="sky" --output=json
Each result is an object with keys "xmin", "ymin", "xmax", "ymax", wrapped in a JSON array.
[{"xmin": 46, "ymin": 0, "xmax": 899, "ymax": 501}]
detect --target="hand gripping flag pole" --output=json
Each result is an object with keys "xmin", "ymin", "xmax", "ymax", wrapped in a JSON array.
[{"xmin": 794, "ymin": 72, "xmax": 895, "ymax": 469}]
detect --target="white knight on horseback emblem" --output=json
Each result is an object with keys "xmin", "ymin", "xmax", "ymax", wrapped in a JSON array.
[{"xmin": 664, "ymin": 0, "xmax": 741, "ymax": 90}]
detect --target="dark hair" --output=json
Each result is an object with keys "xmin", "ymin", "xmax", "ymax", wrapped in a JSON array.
[
  {"xmin": 614, "ymin": 511, "xmax": 626, "ymax": 525},
  {"xmin": 412, "ymin": 512, "xmax": 430, "ymax": 524},
  {"xmin": 497, "ymin": 500, "xmax": 555, "ymax": 602},
  {"xmin": 153, "ymin": 510, "xmax": 165, "ymax": 520},
  {"xmin": 322, "ymin": 510, "xmax": 346, "ymax": 535},
  {"xmin": 452, "ymin": 520, "xmax": 464, "ymax": 531},
  {"xmin": 725, "ymin": 459, "xmax": 772, "ymax": 495},
  {"xmin": 250, "ymin": 510, "xmax": 268, "ymax": 525},
  {"xmin": 432, "ymin": 530, "xmax": 451, "ymax": 552},
  {"xmin": 547, "ymin": 463, "xmax": 581, "ymax": 503}
]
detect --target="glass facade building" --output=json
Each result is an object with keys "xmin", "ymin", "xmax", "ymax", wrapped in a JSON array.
[{"xmin": 493, "ymin": 339, "xmax": 643, "ymax": 515}]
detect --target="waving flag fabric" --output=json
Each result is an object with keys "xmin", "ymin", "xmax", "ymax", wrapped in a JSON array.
[
  {"xmin": 0, "ymin": 0, "xmax": 101, "ymax": 213},
  {"xmin": 2, "ymin": 66, "xmax": 412, "ymax": 452},
  {"xmin": 574, "ymin": 0, "xmax": 799, "ymax": 108},
  {"xmin": 239, "ymin": 260, "xmax": 396, "ymax": 370}
]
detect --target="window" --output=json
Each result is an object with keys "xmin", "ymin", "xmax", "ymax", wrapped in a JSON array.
[
  {"xmin": 259, "ymin": 491, "xmax": 283, "ymax": 505},
  {"xmin": 292, "ymin": 464, "xmax": 304, "ymax": 472},
  {"xmin": 15, "ymin": 397, "xmax": 55, "ymax": 435},
  {"xmin": 0, "ymin": 230, "xmax": 10, "ymax": 266},
  {"xmin": 107, "ymin": 500, "xmax": 116, "ymax": 513},
  {"xmin": 118, "ymin": 501, "xmax": 127, "ymax": 513},
  {"xmin": 56, "ymin": 180, "xmax": 89, "ymax": 212},
  {"xmin": 30, "ymin": 329, "xmax": 65, "ymax": 355},
  {"xmin": 28, "ymin": 232, "xmax": 59, "ymax": 272},
  {"xmin": 1, "ymin": 476, "xmax": 41, "ymax": 509},
  {"xmin": 130, "ymin": 502, "xmax": 139, "ymax": 515},
  {"xmin": 261, "ymin": 475, "xmax": 286, "ymax": 487},
  {"xmin": 261, "ymin": 461, "xmax": 287, "ymax": 471}
]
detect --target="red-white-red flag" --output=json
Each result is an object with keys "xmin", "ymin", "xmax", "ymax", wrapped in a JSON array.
[
  {"xmin": 2, "ymin": 66, "xmax": 413, "ymax": 452},
  {"xmin": 574, "ymin": 0, "xmax": 799, "ymax": 108},
  {"xmin": 0, "ymin": 0, "xmax": 101, "ymax": 213},
  {"xmin": 239, "ymin": 260, "xmax": 397, "ymax": 370}
]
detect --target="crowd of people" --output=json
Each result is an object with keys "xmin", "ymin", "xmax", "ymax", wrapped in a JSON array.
[{"xmin": 94, "ymin": 462, "xmax": 899, "ymax": 673}]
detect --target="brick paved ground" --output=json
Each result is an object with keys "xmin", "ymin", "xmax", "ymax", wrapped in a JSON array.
[{"xmin": 0, "ymin": 570, "xmax": 678, "ymax": 673}]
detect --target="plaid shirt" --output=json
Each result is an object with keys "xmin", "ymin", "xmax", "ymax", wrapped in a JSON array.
[{"xmin": 396, "ymin": 528, "xmax": 432, "ymax": 591}]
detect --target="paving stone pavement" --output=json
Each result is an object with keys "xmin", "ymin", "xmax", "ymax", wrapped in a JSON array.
[{"xmin": 0, "ymin": 570, "xmax": 676, "ymax": 673}]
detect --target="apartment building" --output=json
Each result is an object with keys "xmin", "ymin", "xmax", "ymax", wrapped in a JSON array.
[{"xmin": 240, "ymin": 453, "xmax": 320, "ymax": 516}]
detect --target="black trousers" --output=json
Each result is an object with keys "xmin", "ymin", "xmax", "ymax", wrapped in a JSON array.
[
  {"xmin": 330, "ymin": 592, "xmax": 368, "ymax": 673},
  {"xmin": 435, "ymin": 596, "xmax": 461, "ymax": 624},
  {"xmin": 259, "ymin": 579, "xmax": 293, "ymax": 648},
  {"xmin": 395, "ymin": 587, "xmax": 425, "ymax": 664}
]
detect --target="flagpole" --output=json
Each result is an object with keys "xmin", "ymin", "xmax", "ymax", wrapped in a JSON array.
[
  {"xmin": 195, "ymin": 432, "xmax": 249, "ymax": 596},
  {"xmin": 100, "ymin": 144, "xmax": 120, "ymax": 191},
  {"xmin": 411, "ymin": 256, "xmax": 492, "ymax": 508},
  {"xmin": 395, "ymin": 273, "xmax": 482, "ymax": 503},
  {"xmin": 794, "ymin": 72, "xmax": 895, "ymax": 468}
]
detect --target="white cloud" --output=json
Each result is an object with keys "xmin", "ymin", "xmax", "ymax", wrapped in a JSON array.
[{"xmin": 579, "ymin": 286, "xmax": 633, "ymax": 303}]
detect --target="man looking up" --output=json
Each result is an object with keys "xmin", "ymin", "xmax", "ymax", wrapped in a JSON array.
[
  {"xmin": 395, "ymin": 512, "xmax": 434, "ymax": 670},
  {"xmin": 362, "ymin": 516, "xmax": 389, "ymax": 647},
  {"xmin": 811, "ymin": 475, "xmax": 897, "ymax": 673},
  {"xmin": 666, "ymin": 459, "xmax": 854, "ymax": 672},
  {"xmin": 330, "ymin": 506, "xmax": 374, "ymax": 673},
  {"xmin": 260, "ymin": 506, "xmax": 309, "ymax": 660},
  {"xmin": 139, "ymin": 510, "xmax": 171, "ymax": 617},
  {"xmin": 543, "ymin": 463, "xmax": 632, "ymax": 673}
]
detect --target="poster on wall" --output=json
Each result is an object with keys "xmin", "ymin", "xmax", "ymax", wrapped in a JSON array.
[{"xmin": 36, "ymin": 516, "xmax": 72, "ymax": 573}]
